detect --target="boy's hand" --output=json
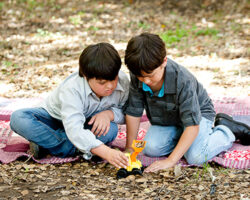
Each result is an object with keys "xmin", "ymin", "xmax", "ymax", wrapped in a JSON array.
[
  {"xmin": 106, "ymin": 148, "xmax": 129, "ymax": 169},
  {"xmin": 144, "ymin": 158, "xmax": 176, "ymax": 173},
  {"xmin": 91, "ymin": 144, "xmax": 128, "ymax": 169},
  {"xmin": 88, "ymin": 110, "xmax": 114, "ymax": 137}
]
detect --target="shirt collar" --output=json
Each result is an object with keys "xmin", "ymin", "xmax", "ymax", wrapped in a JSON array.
[
  {"xmin": 115, "ymin": 80, "xmax": 125, "ymax": 92},
  {"xmin": 142, "ymin": 82, "xmax": 165, "ymax": 97},
  {"xmin": 83, "ymin": 77, "xmax": 93, "ymax": 96},
  {"xmin": 163, "ymin": 58, "xmax": 176, "ymax": 94},
  {"xmin": 139, "ymin": 58, "xmax": 177, "ymax": 94}
]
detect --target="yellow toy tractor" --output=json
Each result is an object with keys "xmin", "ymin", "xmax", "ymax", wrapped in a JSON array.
[{"xmin": 116, "ymin": 140, "xmax": 146, "ymax": 179}]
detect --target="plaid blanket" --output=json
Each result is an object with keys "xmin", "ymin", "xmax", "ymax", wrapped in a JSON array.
[{"xmin": 0, "ymin": 96, "xmax": 249, "ymax": 169}]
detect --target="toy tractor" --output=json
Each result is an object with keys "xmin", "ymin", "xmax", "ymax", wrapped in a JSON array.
[{"xmin": 116, "ymin": 140, "xmax": 146, "ymax": 179}]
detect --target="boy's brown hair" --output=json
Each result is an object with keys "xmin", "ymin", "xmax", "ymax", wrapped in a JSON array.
[
  {"xmin": 79, "ymin": 43, "xmax": 121, "ymax": 80},
  {"xmin": 125, "ymin": 33, "xmax": 166, "ymax": 76}
]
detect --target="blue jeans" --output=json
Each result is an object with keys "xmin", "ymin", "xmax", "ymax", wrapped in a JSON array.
[
  {"xmin": 143, "ymin": 117, "xmax": 235, "ymax": 165},
  {"xmin": 10, "ymin": 108, "xmax": 118, "ymax": 158}
]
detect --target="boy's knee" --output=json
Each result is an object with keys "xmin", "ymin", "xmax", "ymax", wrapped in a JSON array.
[
  {"xmin": 143, "ymin": 142, "xmax": 161, "ymax": 157},
  {"xmin": 110, "ymin": 122, "xmax": 118, "ymax": 133},
  {"xmin": 10, "ymin": 109, "xmax": 31, "ymax": 132},
  {"xmin": 98, "ymin": 122, "xmax": 118, "ymax": 144},
  {"xmin": 184, "ymin": 151, "xmax": 205, "ymax": 165},
  {"xmin": 10, "ymin": 110, "xmax": 23, "ymax": 130}
]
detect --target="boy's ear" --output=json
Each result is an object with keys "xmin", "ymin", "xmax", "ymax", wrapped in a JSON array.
[
  {"xmin": 163, "ymin": 56, "xmax": 167, "ymax": 64},
  {"xmin": 160, "ymin": 56, "xmax": 167, "ymax": 69}
]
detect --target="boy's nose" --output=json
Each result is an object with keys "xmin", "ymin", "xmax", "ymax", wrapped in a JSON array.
[{"xmin": 106, "ymin": 82, "xmax": 114, "ymax": 90}]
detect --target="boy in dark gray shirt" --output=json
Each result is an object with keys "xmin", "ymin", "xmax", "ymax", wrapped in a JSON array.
[{"xmin": 124, "ymin": 33, "xmax": 249, "ymax": 172}]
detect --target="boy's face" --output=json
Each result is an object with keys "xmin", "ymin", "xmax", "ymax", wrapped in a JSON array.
[
  {"xmin": 88, "ymin": 76, "xmax": 118, "ymax": 98},
  {"xmin": 137, "ymin": 58, "xmax": 167, "ymax": 88}
]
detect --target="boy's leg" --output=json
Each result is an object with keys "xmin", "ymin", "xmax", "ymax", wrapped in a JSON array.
[
  {"xmin": 10, "ymin": 108, "xmax": 76, "ymax": 157},
  {"xmin": 143, "ymin": 125, "xmax": 183, "ymax": 157},
  {"xmin": 184, "ymin": 117, "xmax": 235, "ymax": 165},
  {"xmin": 84, "ymin": 120, "xmax": 118, "ymax": 144}
]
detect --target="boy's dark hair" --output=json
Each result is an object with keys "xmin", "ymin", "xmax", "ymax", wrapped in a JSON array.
[
  {"xmin": 125, "ymin": 33, "xmax": 166, "ymax": 76},
  {"xmin": 79, "ymin": 43, "xmax": 121, "ymax": 80}
]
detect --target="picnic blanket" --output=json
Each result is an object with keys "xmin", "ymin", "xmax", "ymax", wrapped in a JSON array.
[{"xmin": 0, "ymin": 96, "xmax": 249, "ymax": 169}]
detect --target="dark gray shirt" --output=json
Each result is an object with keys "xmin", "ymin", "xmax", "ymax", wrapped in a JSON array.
[{"xmin": 124, "ymin": 58, "xmax": 215, "ymax": 127}]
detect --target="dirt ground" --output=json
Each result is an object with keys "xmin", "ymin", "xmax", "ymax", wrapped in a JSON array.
[{"xmin": 0, "ymin": 0, "xmax": 249, "ymax": 199}]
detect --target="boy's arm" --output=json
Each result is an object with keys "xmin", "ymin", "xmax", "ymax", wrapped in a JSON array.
[
  {"xmin": 125, "ymin": 115, "xmax": 141, "ymax": 152},
  {"xmin": 123, "ymin": 73, "xmax": 145, "ymax": 151},
  {"xmin": 91, "ymin": 144, "xmax": 128, "ymax": 169},
  {"xmin": 145, "ymin": 125, "xmax": 199, "ymax": 172}
]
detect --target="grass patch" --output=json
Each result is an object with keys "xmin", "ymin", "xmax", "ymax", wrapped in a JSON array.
[
  {"xmin": 88, "ymin": 26, "xmax": 99, "ymax": 32},
  {"xmin": 2, "ymin": 60, "xmax": 13, "ymax": 68},
  {"xmin": 160, "ymin": 26, "xmax": 219, "ymax": 47},
  {"xmin": 15, "ymin": 0, "xmax": 60, "ymax": 11},
  {"xmin": 36, "ymin": 29, "xmax": 62, "ymax": 37},
  {"xmin": 160, "ymin": 28, "xmax": 189, "ymax": 47},
  {"xmin": 1, "ymin": 60, "xmax": 21, "ymax": 75},
  {"xmin": 138, "ymin": 22, "xmax": 150, "ymax": 30},
  {"xmin": 17, "ymin": 0, "xmax": 44, "ymax": 11},
  {"xmin": 0, "ymin": 2, "xmax": 4, "ymax": 11},
  {"xmin": 69, "ymin": 15, "xmax": 82, "ymax": 26},
  {"xmin": 195, "ymin": 28, "xmax": 219, "ymax": 36}
]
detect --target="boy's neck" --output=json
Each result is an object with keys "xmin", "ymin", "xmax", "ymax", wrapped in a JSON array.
[{"xmin": 150, "ymin": 77, "xmax": 164, "ymax": 92}]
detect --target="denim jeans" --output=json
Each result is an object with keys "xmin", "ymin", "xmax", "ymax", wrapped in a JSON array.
[
  {"xmin": 10, "ymin": 108, "xmax": 118, "ymax": 158},
  {"xmin": 143, "ymin": 117, "xmax": 235, "ymax": 165}
]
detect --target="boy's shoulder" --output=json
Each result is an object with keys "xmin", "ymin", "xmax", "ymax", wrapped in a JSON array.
[
  {"xmin": 57, "ymin": 71, "xmax": 90, "ymax": 95},
  {"xmin": 166, "ymin": 58, "xmax": 195, "ymax": 80},
  {"xmin": 118, "ymin": 70, "xmax": 130, "ymax": 89},
  {"xmin": 166, "ymin": 58, "xmax": 184, "ymax": 71}
]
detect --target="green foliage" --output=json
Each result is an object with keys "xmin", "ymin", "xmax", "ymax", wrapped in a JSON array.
[
  {"xmin": 160, "ymin": 28, "xmax": 188, "ymax": 47},
  {"xmin": 18, "ymin": 0, "xmax": 44, "ymax": 11},
  {"xmin": 24, "ymin": 167, "xmax": 29, "ymax": 172},
  {"xmin": 215, "ymin": 166, "xmax": 229, "ymax": 175},
  {"xmin": 231, "ymin": 23, "xmax": 241, "ymax": 32},
  {"xmin": 0, "ymin": 2, "xmax": 4, "ymax": 11},
  {"xmin": 77, "ymin": 11, "xmax": 85, "ymax": 16},
  {"xmin": 195, "ymin": 28, "xmax": 219, "ymax": 36},
  {"xmin": 213, "ymin": 67, "xmax": 220, "ymax": 73},
  {"xmin": 193, "ymin": 169, "xmax": 200, "ymax": 180},
  {"xmin": 16, "ymin": 0, "xmax": 61, "ymax": 10},
  {"xmin": 36, "ymin": 28, "xmax": 50, "ymax": 37},
  {"xmin": 2, "ymin": 60, "xmax": 13, "ymax": 68},
  {"xmin": 1, "ymin": 60, "xmax": 20, "ymax": 75},
  {"xmin": 36, "ymin": 29, "xmax": 62, "ymax": 37},
  {"xmin": 27, "ymin": 0, "xmax": 40, "ymax": 10},
  {"xmin": 160, "ymin": 25, "xmax": 219, "ymax": 47},
  {"xmin": 69, "ymin": 15, "xmax": 82, "ymax": 25},
  {"xmin": 93, "ymin": 5, "xmax": 105, "ymax": 15},
  {"xmin": 202, "ymin": 161, "xmax": 211, "ymax": 173},
  {"xmin": 138, "ymin": 22, "xmax": 150, "ymax": 30},
  {"xmin": 88, "ymin": 26, "xmax": 99, "ymax": 31}
]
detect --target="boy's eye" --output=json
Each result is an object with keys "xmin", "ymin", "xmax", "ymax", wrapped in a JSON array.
[{"xmin": 98, "ymin": 81, "xmax": 107, "ymax": 85}]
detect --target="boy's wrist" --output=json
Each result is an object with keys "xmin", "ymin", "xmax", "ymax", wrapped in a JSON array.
[
  {"xmin": 91, "ymin": 144, "xmax": 110, "ymax": 160},
  {"xmin": 104, "ymin": 110, "xmax": 114, "ymax": 121},
  {"xmin": 167, "ymin": 155, "xmax": 179, "ymax": 165}
]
